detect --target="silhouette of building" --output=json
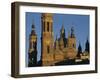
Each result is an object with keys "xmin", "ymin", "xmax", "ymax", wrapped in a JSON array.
[{"xmin": 28, "ymin": 13, "xmax": 90, "ymax": 67}]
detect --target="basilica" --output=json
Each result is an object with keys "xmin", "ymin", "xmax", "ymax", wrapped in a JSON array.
[{"xmin": 28, "ymin": 13, "xmax": 89, "ymax": 67}]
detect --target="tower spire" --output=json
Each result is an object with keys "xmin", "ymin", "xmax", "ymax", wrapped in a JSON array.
[
  {"xmin": 77, "ymin": 42, "xmax": 82, "ymax": 58},
  {"xmin": 68, "ymin": 29, "xmax": 70, "ymax": 38},
  {"xmin": 85, "ymin": 38, "xmax": 89, "ymax": 53},
  {"xmin": 54, "ymin": 35, "xmax": 59, "ymax": 49},
  {"xmin": 71, "ymin": 26, "xmax": 75, "ymax": 38},
  {"xmin": 31, "ymin": 21, "xmax": 36, "ymax": 35},
  {"xmin": 56, "ymin": 35, "xmax": 57, "ymax": 40},
  {"xmin": 28, "ymin": 22, "xmax": 37, "ymax": 67},
  {"xmin": 60, "ymin": 24, "xmax": 65, "ymax": 38},
  {"xmin": 61, "ymin": 24, "xmax": 64, "ymax": 34}
]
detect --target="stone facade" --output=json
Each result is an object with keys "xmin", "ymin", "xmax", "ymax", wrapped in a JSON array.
[
  {"xmin": 28, "ymin": 13, "xmax": 90, "ymax": 67},
  {"xmin": 41, "ymin": 13, "xmax": 77, "ymax": 66}
]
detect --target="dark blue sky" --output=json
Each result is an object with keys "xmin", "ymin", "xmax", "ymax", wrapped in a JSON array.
[{"xmin": 26, "ymin": 12, "xmax": 89, "ymax": 66}]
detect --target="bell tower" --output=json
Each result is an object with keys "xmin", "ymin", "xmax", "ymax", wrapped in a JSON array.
[
  {"xmin": 68, "ymin": 27, "xmax": 76, "ymax": 48},
  {"xmin": 41, "ymin": 13, "xmax": 54, "ymax": 66},
  {"xmin": 66, "ymin": 27, "xmax": 77, "ymax": 59},
  {"xmin": 59, "ymin": 25, "xmax": 66, "ymax": 50},
  {"xmin": 28, "ymin": 23, "xmax": 37, "ymax": 67}
]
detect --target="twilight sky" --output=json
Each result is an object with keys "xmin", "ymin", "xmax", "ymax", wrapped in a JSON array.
[{"xmin": 25, "ymin": 12, "xmax": 89, "ymax": 66}]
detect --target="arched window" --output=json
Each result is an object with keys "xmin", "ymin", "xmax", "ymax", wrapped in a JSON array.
[
  {"xmin": 47, "ymin": 46, "xmax": 50, "ymax": 53},
  {"xmin": 47, "ymin": 22, "xmax": 49, "ymax": 32},
  {"xmin": 73, "ymin": 44, "xmax": 75, "ymax": 48}
]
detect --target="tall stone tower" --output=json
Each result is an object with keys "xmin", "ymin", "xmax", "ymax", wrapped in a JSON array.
[
  {"xmin": 66, "ymin": 27, "xmax": 77, "ymax": 59},
  {"xmin": 28, "ymin": 23, "xmax": 37, "ymax": 67},
  {"xmin": 41, "ymin": 13, "xmax": 54, "ymax": 66}
]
